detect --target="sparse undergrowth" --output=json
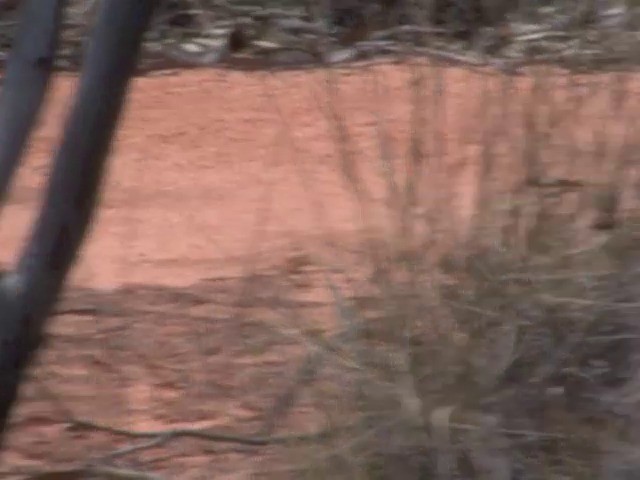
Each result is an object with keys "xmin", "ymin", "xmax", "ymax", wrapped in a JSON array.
[
  {"xmin": 282, "ymin": 208, "xmax": 640, "ymax": 479},
  {"xmin": 272, "ymin": 54, "xmax": 640, "ymax": 478}
]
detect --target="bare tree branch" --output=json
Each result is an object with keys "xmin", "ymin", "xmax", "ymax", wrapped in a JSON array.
[{"xmin": 64, "ymin": 416, "xmax": 358, "ymax": 449}]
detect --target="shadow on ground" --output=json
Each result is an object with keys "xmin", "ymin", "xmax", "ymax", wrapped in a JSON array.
[{"xmin": 3, "ymin": 268, "xmax": 339, "ymax": 475}]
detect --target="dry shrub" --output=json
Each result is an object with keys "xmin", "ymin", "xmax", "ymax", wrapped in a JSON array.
[
  {"xmin": 286, "ymin": 219, "xmax": 640, "ymax": 479},
  {"xmin": 277, "ymin": 49, "xmax": 640, "ymax": 478}
]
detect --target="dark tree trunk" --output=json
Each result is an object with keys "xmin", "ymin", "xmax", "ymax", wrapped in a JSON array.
[{"xmin": 0, "ymin": 0, "xmax": 159, "ymax": 447}]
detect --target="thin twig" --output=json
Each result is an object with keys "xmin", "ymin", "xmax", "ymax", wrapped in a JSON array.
[
  {"xmin": 13, "ymin": 465, "xmax": 165, "ymax": 480},
  {"xmin": 68, "ymin": 417, "xmax": 352, "ymax": 447},
  {"xmin": 94, "ymin": 434, "xmax": 171, "ymax": 462}
]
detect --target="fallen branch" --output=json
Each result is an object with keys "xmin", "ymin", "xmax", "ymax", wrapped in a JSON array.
[
  {"xmin": 96, "ymin": 435, "xmax": 170, "ymax": 462},
  {"xmin": 67, "ymin": 416, "xmax": 353, "ymax": 447},
  {"xmin": 16, "ymin": 465, "xmax": 165, "ymax": 480},
  {"xmin": 68, "ymin": 418, "xmax": 270, "ymax": 446}
]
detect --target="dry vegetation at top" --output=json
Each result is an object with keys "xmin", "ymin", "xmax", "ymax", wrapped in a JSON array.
[{"xmin": 1, "ymin": 0, "xmax": 640, "ymax": 72}]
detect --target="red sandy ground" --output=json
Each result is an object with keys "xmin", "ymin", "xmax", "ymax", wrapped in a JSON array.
[{"xmin": 0, "ymin": 61, "xmax": 634, "ymax": 478}]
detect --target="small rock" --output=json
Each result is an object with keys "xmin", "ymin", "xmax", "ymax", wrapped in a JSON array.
[{"xmin": 322, "ymin": 47, "xmax": 360, "ymax": 64}]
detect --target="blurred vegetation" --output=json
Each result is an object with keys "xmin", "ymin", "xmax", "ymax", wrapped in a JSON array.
[
  {"xmin": 0, "ymin": 0, "xmax": 638, "ymax": 73},
  {"xmin": 2, "ymin": 1, "xmax": 640, "ymax": 479}
]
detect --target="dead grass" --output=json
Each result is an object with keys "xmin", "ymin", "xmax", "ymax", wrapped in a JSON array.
[{"xmin": 273, "ymin": 45, "xmax": 640, "ymax": 480}]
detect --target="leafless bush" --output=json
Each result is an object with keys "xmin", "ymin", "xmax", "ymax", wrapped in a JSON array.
[{"xmin": 268, "ymin": 40, "xmax": 640, "ymax": 478}]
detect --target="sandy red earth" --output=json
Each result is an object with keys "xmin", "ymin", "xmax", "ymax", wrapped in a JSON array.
[{"xmin": 0, "ymin": 61, "xmax": 635, "ymax": 478}]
